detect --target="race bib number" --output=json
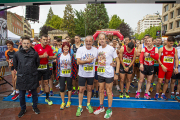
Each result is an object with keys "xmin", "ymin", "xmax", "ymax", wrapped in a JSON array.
[
  {"xmin": 83, "ymin": 64, "xmax": 93, "ymax": 72},
  {"xmin": 62, "ymin": 69, "xmax": 71, "ymax": 74},
  {"xmin": 48, "ymin": 63, "xmax": 53, "ymax": 68},
  {"xmin": 135, "ymin": 57, "xmax": 139, "ymax": 63},
  {"xmin": 145, "ymin": 57, "xmax": 154, "ymax": 62},
  {"xmin": 163, "ymin": 56, "xmax": 173, "ymax": 63},
  {"xmin": 123, "ymin": 57, "xmax": 131, "ymax": 64},
  {"xmin": 95, "ymin": 62, "xmax": 98, "ymax": 66},
  {"xmin": 154, "ymin": 60, "xmax": 158, "ymax": 65},
  {"xmin": 38, "ymin": 64, "xmax": 47, "ymax": 70},
  {"xmin": 97, "ymin": 66, "xmax": 105, "ymax": 73}
]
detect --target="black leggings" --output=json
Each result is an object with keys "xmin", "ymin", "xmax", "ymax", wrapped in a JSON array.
[{"xmin": 59, "ymin": 77, "xmax": 72, "ymax": 92}]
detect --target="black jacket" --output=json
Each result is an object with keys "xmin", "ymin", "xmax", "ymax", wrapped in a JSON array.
[{"xmin": 13, "ymin": 46, "xmax": 40, "ymax": 90}]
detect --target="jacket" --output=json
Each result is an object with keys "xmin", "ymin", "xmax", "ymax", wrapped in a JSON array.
[{"xmin": 13, "ymin": 46, "xmax": 40, "ymax": 90}]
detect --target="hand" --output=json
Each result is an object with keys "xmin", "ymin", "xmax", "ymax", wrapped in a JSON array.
[
  {"xmin": 144, "ymin": 52, "xmax": 149, "ymax": 57},
  {"xmin": 86, "ymin": 57, "xmax": 94, "ymax": 63},
  {"xmin": 124, "ymin": 67, "xmax": 129, "ymax": 72},
  {"xmin": 14, "ymin": 69, "xmax": 17, "ymax": 74},
  {"xmin": 110, "ymin": 61, "xmax": 116, "ymax": 67},
  {"xmin": 43, "ymin": 52, "xmax": 48, "ymax": 58},
  {"xmin": 162, "ymin": 65, "xmax": 167, "ymax": 72},
  {"xmin": 174, "ymin": 68, "xmax": 178, "ymax": 75},
  {"xmin": 114, "ymin": 74, "xmax": 118, "ymax": 81},
  {"xmin": 139, "ymin": 64, "xmax": 144, "ymax": 71},
  {"xmin": 9, "ymin": 61, "xmax": 12, "ymax": 67}
]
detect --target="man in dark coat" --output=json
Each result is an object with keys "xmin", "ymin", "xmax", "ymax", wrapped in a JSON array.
[{"xmin": 13, "ymin": 36, "xmax": 40, "ymax": 118}]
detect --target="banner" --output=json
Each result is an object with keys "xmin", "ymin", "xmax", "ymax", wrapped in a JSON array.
[{"xmin": 0, "ymin": 6, "xmax": 7, "ymax": 40}]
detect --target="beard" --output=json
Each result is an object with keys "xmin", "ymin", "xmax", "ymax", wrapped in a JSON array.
[{"xmin": 23, "ymin": 47, "xmax": 30, "ymax": 51}]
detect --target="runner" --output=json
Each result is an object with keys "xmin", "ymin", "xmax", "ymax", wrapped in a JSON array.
[
  {"xmin": 65, "ymin": 36, "xmax": 71, "ymax": 44},
  {"xmin": 170, "ymin": 44, "xmax": 180, "ymax": 100},
  {"xmin": 56, "ymin": 42, "xmax": 77, "ymax": 109},
  {"xmin": 76, "ymin": 36, "xmax": 98, "ymax": 117},
  {"xmin": 135, "ymin": 37, "xmax": 159, "ymax": 99},
  {"xmin": 133, "ymin": 41, "xmax": 140, "ymax": 82},
  {"xmin": 71, "ymin": 35, "xmax": 83, "ymax": 95},
  {"xmin": 154, "ymin": 36, "xmax": 178, "ymax": 100},
  {"xmin": 13, "ymin": 36, "xmax": 40, "ymax": 117},
  {"xmin": 5, "ymin": 40, "xmax": 19, "ymax": 100},
  {"xmin": 94, "ymin": 33, "xmax": 120, "ymax": 119},
  {"xmin": 119, "ymin": 42, "xmax": 136, "ymax": 98},
  {"xmin": 34, "ymin": 34, "xmax": 56, "ymax": 105}
]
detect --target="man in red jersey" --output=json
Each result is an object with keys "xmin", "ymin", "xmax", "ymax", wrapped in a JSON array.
[
  {"xmin": 135, "ymin": 37, "xmax": 159, "ymax": 99},
  {"xmin": 119, "ymin": 42, "xmax": 136, "ymax": 98},
  {"xmin": 34, "ymin": 34, "xmax": 56, "ymax": 105},
  {"xmin": 154, "ymin": 36, "xmax": 179, "ymax": 100}
]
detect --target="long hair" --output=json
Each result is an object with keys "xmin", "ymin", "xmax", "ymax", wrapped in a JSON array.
[{"xmin": 62, "ymin": 42, "xmax": 71, "ymax": 53}]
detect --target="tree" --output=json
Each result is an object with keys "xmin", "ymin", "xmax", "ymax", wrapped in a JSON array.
[
  {"xmin": 39, "ymin": 25, "xmax": 55, "ymax": 37},
  {"xmin": 84, "ymin": 4, "xmax": 109, "ymax": 35},
  {"xmin": 45, "ymin": 7, "xmax": 54, "ymax": 25},
  {"xmin": 61, "ymin": 4, "xmax": 76, "ymax": 37},
  {"xmin": 109, "ymin": 15, "xmax": 125, "ymax": 29},
  {"xmin": 46, "ymin": 15, "xmax": 63, "ymax": 30},
  {"xmin": 74, "ymin": 9, "xmax": 85, "ymax": 37},
  {"xmin": 116, "ymin": 22, "xmax": 132, "ymax": 38}
]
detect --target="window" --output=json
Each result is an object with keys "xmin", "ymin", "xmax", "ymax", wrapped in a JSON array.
[
  {"xmin": 178, "ymin": 8, "xmax": 180, "ymax": 16},
  {"xmin": 165, "ymin": 5, "xmax": 168, "ymax": 12},
  {"xmin": 177, "ymin": 20, "xmax": 180, "ymax": 28},
  {"xmin": 164, "ymin": 15, "xmax": 168, "ymax": 22},
  {"xmin": 163, "ymin": 25, "xmax": 167, "ymax": 31},
  {"xmin": 171, "ymin": 11, "xmax": 174, "ymax": 18},
  {"xmin": 170, "ymin": 22, "xmax": 173, "ymax": 29}
]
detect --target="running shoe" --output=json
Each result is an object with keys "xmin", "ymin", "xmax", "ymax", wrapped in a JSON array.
[
  {"xmin": 161, "ymin": 94, "xmax": 168, "ymax": 100},
  {"xmin": 125, "ymin": 92, "xmax": 130, "ymax": 98},
  {"xmin": 171, "ymin": 93, "xmax": 175, "ymax": 99},
  {"xmin": 12, "ymin": 93, "xmax": 19, "ymax": 100},
  {"xmin": 33, "ymin": 108, "xmax": 40, "ymax": 114},
  {"xmin": 45, "ymin": 98, "xmax": 53, "ymax": 105},
  {"xmin": 86, "ymin": 104, "xmax": 93, "ymax": 113},
  {"xmin": 153, "ymin": 82, "xmax": 156, "ymax": 86},
  {"xmin": 18, "ymin": 110, "xmax": 26, "ymax": 118},
  {"xmin": 72, "ymin": 90, "xmax": 76, "ymax": 95},
  {"xmin": 154, "ymin": 94, "xmax": 159, "ymax": 100},
  {"xmin": 104, "ymin": 109, "xmax": 112, "ymax": 119},
  {"xmin": 115, "ymin": 85, "xmax": 120, "ymax": 91},
  {"xmin": 144, "ymin": 93, "xmax": 151, "ymax": 100},
  {"xmin": 11, "ymin": 90, "xmax": 16, "ymax": 96},
  {"xmin": 27, "ymin": 91, "xmax": 32, "ymax": 98},
  {"xmin": 104, "ymin": 90, "xmax": 107, "ymax": 97},
  {"xmin": 176, "ymin": 95, "xmax": 180, "ymax": 100},
  {"xmin": 38, "ymin": 90, "xmax": 44, "ymax": 96},
  {"xmin": 50, "ymin": 91, "xmax": 54, "ymax": 96},
  {"xmin": 135, "ymin": 92, "xmax": 140, "ymax": 99},
  {"xmin": 55, "ymin": 83, "xmax": 60, "ymax": 88},
  {"xmin": 76, "ymin": 107, "xmax": 83, "ymax": 117},
  {"xmin": 119, "ymin": 92, "xmax": 123, "ymax": 98},
  {"xmin": 60, "ymin": 102, "xmax": 66, "ymax": 110},
  {"xmin": 94, "ymin": 106, "xmax": 105, "ymax": 115},
  {"xmin": 66, "ymin": 101, "xmax": 71, "ymax": 108}
]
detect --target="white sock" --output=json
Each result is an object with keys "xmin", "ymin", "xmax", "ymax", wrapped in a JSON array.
[
  {"xmin": 16, "ymin": 91, "xmax": 19, "ymax": 94},
  {"xmin": 162, "ymin": 93, "xmax": 165, "ymax": 95},
  {"xmin": 171, "ymin": 92, "xmax": 174, "ymax": 94},
  {"xmin": 176, "ymin": 92, "xmax": 179, "ymax": 95},
  {"xmin": 156, "ymin": 93, "xmax": 159, "ymax": 95}
]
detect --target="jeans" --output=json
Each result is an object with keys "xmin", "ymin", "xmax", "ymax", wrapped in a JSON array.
[{"xmin": 19, "ymin": 89, "xmax": 38, "ymax": 110}]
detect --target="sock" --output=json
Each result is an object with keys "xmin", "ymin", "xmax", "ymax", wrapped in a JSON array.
[
  {"xmin": 108, "ymin": 107, "xmax": 112, "ymax": 110},
  {"xmin": 96, "ymin": 91, "xmax": 98, "ymax": 93},
  {"xmin": 176, "ymin": 92, "xmax": 179, "ymax": 95},
  {"xmin": 73, "ymin": 87, "xmax": 76, "ymax": 90},
  {"xmin": 162, "ymin": 93, "xmax": 165, "ymax": 95},
  {"xmin": 87, "ymin": 103, "xmax": 90, "ymax": 106},
  {"xmin": 92, "ymin": 90, "xmax": 94, "ymax": 93},
  {"xmin": 79, "ymin": 105, "xmax": 82, "ymax": 108},
  {"xmin": 29, "ymin": 90, "xmax": 31, "ymax": 92},
  {"xmin": 50, "ymin": 88, "xmax": 53, "ymax": 91},
  {"xmin": 46, "ymin": 93, "xmax": 49, "ymax": 99},
  {"xmin": 16, "ymin": 91, "xmax": 19, "ymax": 94},
  {"xmin": 156, "ymin": 93, "xmax": 159, "ymax": 95},
  {"xmin": 41, "ymin": 88, "xmax": 44, "ymax": 91},
  {"xmin": 100, "ymin": 104, "xmax": 103, "ymax": 108},
  {"xmin": 171, "ymin": 92, "xmax": 174, "ymax": 94}
]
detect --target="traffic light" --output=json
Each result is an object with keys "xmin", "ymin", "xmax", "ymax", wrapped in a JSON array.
[{"xmin": 25, "ymin": 5, "xmax": 39, "ymax": 22}]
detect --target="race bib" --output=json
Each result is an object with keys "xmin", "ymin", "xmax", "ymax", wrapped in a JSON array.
[
  {"xmin": 97, "ymin": 66, "xmax": 105, "ymax": 73},
  {"xmin": 48, "ymin": 63, "xmax": 53, "ymax": 68},
  {"xmin": 179, "ymin": 59, "xmax": 180, "ymax": 65},
  {"xmin": 145, "ymin": 57, "xmax": 154, "ymax": 62},
  {"xmin": 38, "ymin": 64, "xmax": 47, "ymax": 70},
  {"xmin": 62, "ymin": 69, "xmax": 71, "ymax": 74},
  {"xmin": 95, "ymin": 62, "xmax": 98, "ymax": 66},
  {"xmin": 123, "ymin": 57, "xmax": 131, "ymax": 64},
  {"xmin": 83, "ymin": 64, "xmax": 93, "ymax": 72},
  {"xmin": 163, "ymin": 56, "xmax": 173, "ymax": 63},
  {"xmin": 154, "ymin": 60, "xmax": 158, "ymax": 65},
  {"xmin": 135, "ymin": 57, "xmax": 139, "ymax": 63}
]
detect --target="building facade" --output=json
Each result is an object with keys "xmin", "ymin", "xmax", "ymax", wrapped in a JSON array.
[
  {"xmin": 23, "ymin": 18, "xmax": 32, "ymax": 37},
  {"xmin": 162, "ymin": 4, "xmax": 180, "ymax": 36}
]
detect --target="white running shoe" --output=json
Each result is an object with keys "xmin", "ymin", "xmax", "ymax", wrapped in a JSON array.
[
  {"xmin": 55, "ymin": 83, "xmax": 60, "ymax": 88},
  {"xmin": 115, "ymin": 85, "xmax": 120, "ymax": 91},
  {"xmin": 94, "ymin": 106, "xmax": 105, "ymax": 115},
  {"xmin": 11, "ymin": 90, "xmax": 16, "ymax": 96}
]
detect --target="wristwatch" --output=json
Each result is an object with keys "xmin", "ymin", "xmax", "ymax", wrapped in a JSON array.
[{"xmin": 115, "ymin": 73, "xmax": 119, "ymax": 75}]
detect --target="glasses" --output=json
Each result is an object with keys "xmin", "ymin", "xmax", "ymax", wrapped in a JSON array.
[{"xmin": 22, "ymin": 43, "xmax": 30, "ymax": 45}]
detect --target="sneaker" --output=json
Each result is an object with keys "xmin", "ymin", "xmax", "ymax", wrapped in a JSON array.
[
  {"xmin": 115, "ymin": 85, "xmax": 120, "ymax": 91},
  {"xmin": 144, "ymin": 93, "xmax": 151, "ymax": 100},
  {"xmin": 76, "ymin": 107, "xmax": 83, "ymax": 117},
  {"xmin": 45, "ymin": 98, "xmax": 53, "ymax": 105},
  {"xmin": 33, "ymin": 108, "xmax": 40, "ymax": 114},
  {"xmin": 66, "ymin": 101, "xmax": 71, "ymax": 108},
  {"xmin": 12, "ymin": 93, "xmax": 19, "ymax": 100},
  {"xmin": 60, "ymin": 102, "xmax": 66, "ymax": 110},
  {"xmin": 72, "ymin": 90, "xmax": 76, "ymax": 95},
  {"xmin": 55, "ymin": 83, "xmax": 60, "ymax": 88},
  {"xmin": 104, "ymin": 109, "xmax": 112, "ymax": 119},
  {"xmin": 95, "ymin": 92, "xmax": 99, "ymax": 98},
  {"xmin": 176, "ymin": 95, "xmax": 180, "ymax": 100},
  {"xmin": 171, "ymin": 93, "xmax": 175, "ymax": 99},
  {"xmin": 153, "ymin": 82, "xmax": 156, "ymax": 86},
  {"xmin": 104, "ymin": 90, "xmax": 107, "ymax": 97},
  {"xmin": 38, "ymin": 90, "xmax": 44, "ymax": 96},
  {"xmin": 86, "ymin": 105, "xmax": 93, "ymax": 113},
  {"xmin": 27, "ymin": 91, "xmax": 32, "ymax": 98},
  {"xmin": 18, "ymin": 110, "xmax": 26, "ymax": 118},
  {"xmin": 50, "ymin": 91, "xmax": 54, "ymax": 96},
  {"xmin": 94, "ymin": 106, "xmax": 105, "ymax": 115},
  {"xmin": 125, "ymin": 92, "xmax": 130, "ymax": 98},
  {"xmin": 119, "ymin": 92, "xmax": 123, "ymax": 98},
  {"xmin": 11, "ymin": 90, "xmax": 16, "ymax": 96},
  {"xmin": 154, "ymin": 94, "xmax": 159, "ymax": 100},
  {"xmin": 135, "ymin": 92, "xmax": 140, "ymax": 99},
  {"xmin": 161, "ymin": 94, "xmax": 168, "ymax": 100}
]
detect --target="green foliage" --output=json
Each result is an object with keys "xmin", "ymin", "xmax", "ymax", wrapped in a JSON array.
[
  {"xmin": 45, "ymin": 7, "xmax": 54, "ymax": 25},
  {"xmin": 46, "ymin": 15, "xmax": 63, "ymax": 29},
  {"xmin": 74, "ymin": 9, "xmax": 85, "ymax": 37},
  {"xmin": 116, "ymin": 22, "xmax": 132, "ymax": 38},
  {"xmin": 109, "ymin": 15, "xmax": 125, "ymax": 29},
  {"xmin": 61, "ymin": 4, "xmax": 76, "ymax": 37},
  {"xmin": 84, "ymin": 4, "xmax": 109, "ymax": 35}
]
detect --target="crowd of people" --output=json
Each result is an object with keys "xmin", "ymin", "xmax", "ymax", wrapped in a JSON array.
[{"xmin": 4, "ymin": 33, "xmax": 180, "ymax": 119}]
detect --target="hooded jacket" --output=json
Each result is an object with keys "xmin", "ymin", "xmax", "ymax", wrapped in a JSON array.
[{"xmin": 13, "ymin": 46, "xmax": 40, "ymax": 90}]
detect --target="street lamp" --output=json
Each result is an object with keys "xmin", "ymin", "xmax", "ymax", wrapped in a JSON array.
[{"xmin": 155, "ymin": 11, "xmax": 163, "ymax": 37}]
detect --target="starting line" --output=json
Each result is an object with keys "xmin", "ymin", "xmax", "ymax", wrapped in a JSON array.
[{"xmin": 3, "ymin": 94, "xmax": 180, "ymax": 110}]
